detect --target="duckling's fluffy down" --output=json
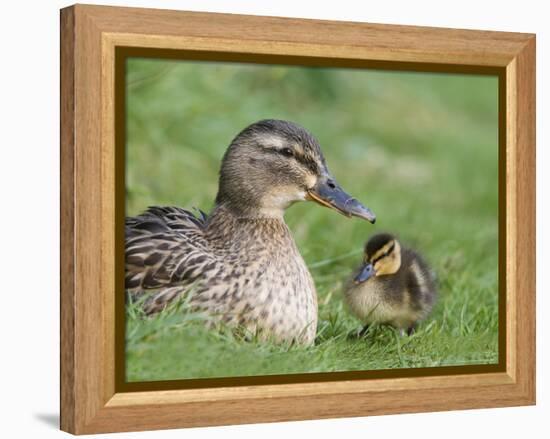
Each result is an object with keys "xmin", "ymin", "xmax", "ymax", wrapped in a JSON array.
[{"xmin": 344, "ymin": 247, "xmax": 436, "ymax": 330}]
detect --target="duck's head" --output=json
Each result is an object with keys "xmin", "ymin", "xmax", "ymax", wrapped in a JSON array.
[
  {"xmin": 354, "ymin": 233, "xmax": 402, "ymax": 283},
  {"xmin": 215, "ymin": 119, "xmax": 376, "ymax": 222}
]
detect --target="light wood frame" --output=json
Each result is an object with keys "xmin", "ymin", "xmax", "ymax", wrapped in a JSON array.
[{"xmin": 60, "ymin": 4, "xmax": 536, "ymax": 434}]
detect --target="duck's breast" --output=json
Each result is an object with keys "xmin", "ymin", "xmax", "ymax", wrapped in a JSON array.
[{"xmin": 194, "ymin": 217, "xmax": 318, "ymax": 345}]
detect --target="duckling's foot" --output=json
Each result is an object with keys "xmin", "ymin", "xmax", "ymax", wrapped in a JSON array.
[{"xmin": 406, "ymin": 325, "xmax": 416, "ymax": 336}]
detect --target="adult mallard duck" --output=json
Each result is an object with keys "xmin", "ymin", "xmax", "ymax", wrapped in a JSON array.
[
  {"xmin": 126, "ymin": 119, "xmax": 376, "ymax": 345},
  {"xmin": 344, "ymin": 233, "xmax": 436, "ymax": 336}
]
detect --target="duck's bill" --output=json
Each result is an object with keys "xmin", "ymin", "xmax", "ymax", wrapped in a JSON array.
[
  {"xmin": 354, "ymin": 262, "xmax": 375, "ymax": 283},
  {"xmin": 306, "ymin": 177, "xmax": 376, "ymax": 223}
]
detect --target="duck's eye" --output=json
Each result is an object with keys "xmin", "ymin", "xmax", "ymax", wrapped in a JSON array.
[{"xmin": 280, "ymin": 147, "xmax": 294, "ymax": 157}]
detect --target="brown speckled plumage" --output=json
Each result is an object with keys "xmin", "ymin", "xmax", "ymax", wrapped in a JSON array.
[
  {"xmin": 126, "ymin": 205, "xmax": 317, "ymax": 343},
  {"xmin": 125, "ymin": 120, "xmax": 375, "ymax": 346}
]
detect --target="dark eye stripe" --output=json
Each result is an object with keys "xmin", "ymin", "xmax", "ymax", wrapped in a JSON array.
[
  {"xmin": 267, "ymin": 146, "xmax": 293, "ymax": 156},
  {"xmin": 372, "ymin": 241, "xmax": 395, "ymax": 264},
  {"xmin": 267, "ymin": 146, "xmax": 320, "ymax": 174}
]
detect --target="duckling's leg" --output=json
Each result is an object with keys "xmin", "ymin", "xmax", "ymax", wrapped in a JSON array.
[
  {"xmin": 347, "ymin": 324, "xmax": 371, "ymax": 339},
  {"xmin": 359, "ymin": 324, "xmax": 371, "ymax": 337},
  {"xmin": 406, "ymin": 324, "xmax": 416, "ymax": 336}
]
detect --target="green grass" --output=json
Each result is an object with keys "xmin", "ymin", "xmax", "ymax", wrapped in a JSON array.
[{"xmin": 125, "ymin": 58, "xmax": 499, "ymax": 382}]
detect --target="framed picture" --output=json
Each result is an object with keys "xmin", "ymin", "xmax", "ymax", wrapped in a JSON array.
[{"xmin": 60, "ymin": 4, "xmax": 536, "ymax": 434}]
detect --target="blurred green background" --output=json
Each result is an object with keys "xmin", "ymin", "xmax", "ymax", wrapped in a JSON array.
[{"xmin": 125, "ymin": 58, "xmax": 499, "ymax": 382}]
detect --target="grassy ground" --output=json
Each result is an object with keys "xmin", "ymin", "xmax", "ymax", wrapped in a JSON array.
[{"xmin": 125, "ymin": 58, "xmax": 499, "ymax": 382}]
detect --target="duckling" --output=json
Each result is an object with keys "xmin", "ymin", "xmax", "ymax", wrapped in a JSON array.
[
  {"xmin": 344, "ymin": 233, "xmax": 436, "ymax": 336},
  {"xmin": 126, "ymin": 119, "xmax": 376, "ymax": 346}
]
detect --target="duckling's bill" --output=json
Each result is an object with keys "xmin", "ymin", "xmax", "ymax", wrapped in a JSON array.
[
  {"xmin": 306, "ymin": 176, "xmax": 376, "ymax": 223},
  {"xmin": 354, "ymin": 262, "xmax": 375, "ymax": 283}
]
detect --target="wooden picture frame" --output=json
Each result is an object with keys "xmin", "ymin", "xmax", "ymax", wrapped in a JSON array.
[{"xmin": 60, "ymin": 4, "xmax": 536, "ymax": 434}]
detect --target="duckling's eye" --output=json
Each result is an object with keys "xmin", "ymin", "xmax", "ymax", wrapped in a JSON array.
[
  {"xmin": 280, "ymin": 147, "xmax": 294, "ymax": 158},
  {"xmin": 371, "ymin": 241, "xmax": 396, "ymax": 264}
]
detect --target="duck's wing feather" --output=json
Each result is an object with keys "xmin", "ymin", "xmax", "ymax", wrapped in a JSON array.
[{"xmin": 125, "ymin": 206, "xmax": 216, "ymax": 294}]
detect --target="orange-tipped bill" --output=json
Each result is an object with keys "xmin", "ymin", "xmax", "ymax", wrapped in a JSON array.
[{"xmin": 306, "ymin": 176, "xmax": 376, "ymax": 223}]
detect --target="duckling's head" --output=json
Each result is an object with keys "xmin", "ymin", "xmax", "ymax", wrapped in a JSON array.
[
  {"xmin": 215, "ymin": 119, "xmax": 375, "ymax": 222},
  {"xmin": 354, "ymin": 233, "xmax": 402, "ymax": 283}
]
